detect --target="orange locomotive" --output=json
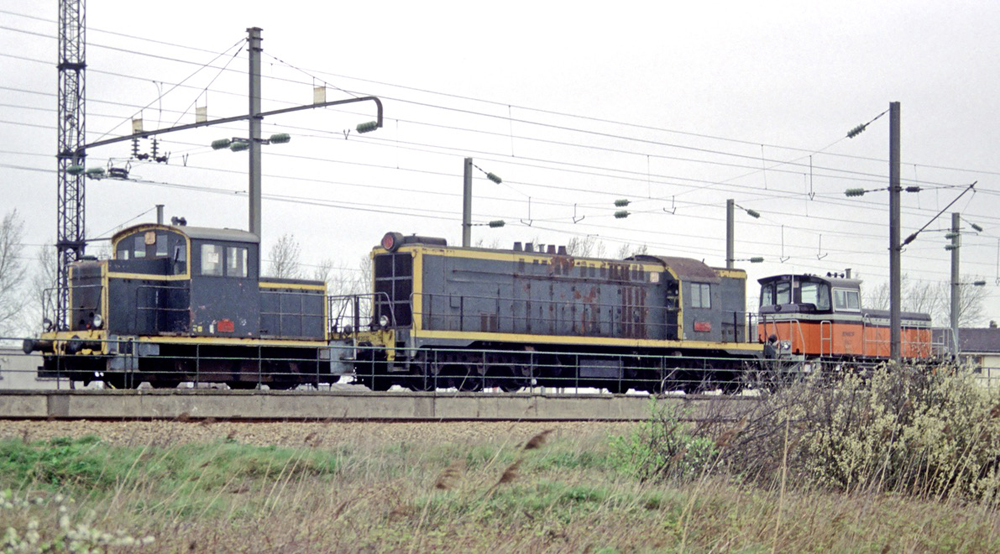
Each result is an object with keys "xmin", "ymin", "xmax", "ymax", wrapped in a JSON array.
[{"xmin": 757, "ymin": 274, "xmax": 933, "ymax": 362}]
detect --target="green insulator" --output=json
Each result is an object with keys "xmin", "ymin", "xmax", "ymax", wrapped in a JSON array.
[
  {"xmin": 85, "ymin": 167, "xmax": 106, "ymax": 179},
  {"xmin": 749, "ymin": 257, "xmax": 764, "ymax": 263},
  {"xmin": 230, "ymin": 141, "xmax": 250, "ymax": 152},
  {"xmin": 614, "ymin": 198, "xmax": 630, "ymax": 207},
  {"xmin": 614, "ymin": 210, "xmax": 630, "ymax": 219},
  {"xmin": 488, "ymin": 220, "xmax": 505, "ymax": 228},
  {"xmin": 745, "ymin": 209, "xmax": 761, "ymax": 219},
  {"xmin": 972, "ymin": 223, "xmax": 984, "ymax": 232},
  {"xmin": 487, "ymin": 172, "xmax": 502, "ymax": 184},
  {"xmin": 269, "ymin": 133, "xmax": 291, "ymax": 144},
  {"xmin": 847, "ymin": 124, "xmax": 866, "ymax": 138},
  {"xmin": 66, "ymin": 164, "xmax": 84, "ymax": 175},
  {"xmin": 356, "ymin": 121, "xmax": 379, "ymax": 134},
  {"xmin": 845, "ymin": 188, "xmax": 866, "ymax": 197},
  {"xmin": 211, "ymin": 138, "xmax": 232, "ymax": 150}
]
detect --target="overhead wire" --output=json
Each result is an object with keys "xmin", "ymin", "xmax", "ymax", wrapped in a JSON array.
[{"xmin": 3, "ymin": 21, "xmax": 996, "ymax": 282}]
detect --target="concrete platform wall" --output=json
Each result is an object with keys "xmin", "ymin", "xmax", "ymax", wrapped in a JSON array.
[{"xmin": 0, "ymin": 390, "xmax": 751, "ymax": 421}]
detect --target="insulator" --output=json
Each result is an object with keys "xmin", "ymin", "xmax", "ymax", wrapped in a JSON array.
[
  {"xmin": 749, "ymin": 257, "xmax": 764, "ymax": 263},
  {"xmin": 945, "ymin": 232, "xmax": 958, "ymax": 239},
  {"xmin": 745, "ymin": 209, "xmax": 761, "ymax": 219},
  {"xmin": 614, "ymin": 199, "xmax": 630, "ymax": 207},
  {"xmin": 487, "ymin": 172, "xmax": 502, "ymax": 184},
  {"xmin": 211, "ymin": 138, "xmax": 232, "ymax": 150},
  {"xmin": 905, "ymin": 186, "xmax": 922, "ymax": 193},
  {"xmin": 847, "ymin": 124, "xmax": 866, "ymax": 138},
  {"xmin": 230, "ymin": 141, "xmax": 250, "ymax": 152},
  {"xmin": 974, "ymin": 280, "xmax": 987, "ymax": 286},
  {"xmin": 66, "ymin": 164, "xmax": 84, "ymax": 175},
  {"xmin": 269, "ymin": 133, "xmax": 291, "ymax": 144},
  {"xmin": 945, "ymin": 244, "xmax": 957, "ymax": 251},
  {"xmin": 614, "ymin": 210, "xmax": 630, "ymax": 219},
  {"xmin": 972, "ymin": 223, "xmax": 984, "ymax": 232},
  {"xmin": 85, "ymin": 167, "xmax": 105, "ymax": 179},
  {"xmin": 845, "ymin": 188, "xmax": 866, "ymax": 197},
  {"xmin": 356, "ymin": 121, "xmax": 379, "ymax": 134}
]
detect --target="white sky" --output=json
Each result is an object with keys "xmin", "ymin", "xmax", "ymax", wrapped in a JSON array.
[{"xmin": 2, "ymin": 1, "xmax": 1000, "ymax": 325}]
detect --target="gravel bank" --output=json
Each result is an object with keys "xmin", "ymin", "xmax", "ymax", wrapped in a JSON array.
[{"xmin": 0, "ymin": 420, "xmax": 637, "ymax": 449}]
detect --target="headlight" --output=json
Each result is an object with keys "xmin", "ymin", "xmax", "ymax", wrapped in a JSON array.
[
  {"xmin": 379, "ymin": 315, "xmax": 390, "ymax": 328},
  {"xmin": 92, "ymin": 313, "xmax": 104, "ymax": 329},
  {"xmin": 780, "ymin": 340, "xmax": 792, "ymax": 351}
]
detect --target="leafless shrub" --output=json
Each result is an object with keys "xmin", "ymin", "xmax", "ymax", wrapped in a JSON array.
[{"xmin": 703, "ymin": 364, "xmax": 1000, "ymax": 502}]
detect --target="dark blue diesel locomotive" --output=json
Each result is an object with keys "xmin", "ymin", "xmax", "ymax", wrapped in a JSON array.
[
  {"xmin": 340, "ymin": 232, "xmax": 763, "ymax": 392},
  {"xmin": 25, "ymin": 223, "xmax": 331, "ymax": 389}
]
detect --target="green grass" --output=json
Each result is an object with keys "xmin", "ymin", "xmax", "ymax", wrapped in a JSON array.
[{"xmin": 3, "ymin": 421, "xmax": 1000, "ymax": 552}]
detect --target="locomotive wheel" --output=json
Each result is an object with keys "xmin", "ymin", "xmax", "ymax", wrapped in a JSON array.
[
  {"xmin": 603, "ymin": 381, "xmax": 627, "ymax": 395},
  {"xmin": 486, "ymin": 365, "xmax": 524, "ymax": 392},
  {"xmin": 103, "ymin": 373, "xmax": 141, "ymax": 390},
  {"xmin": 403, "ymin": 374, "xmax": 433, "ymax": 392},
  {"xmin": 457, "ymin": 373, "xmax": 483, "ymax": 392}
]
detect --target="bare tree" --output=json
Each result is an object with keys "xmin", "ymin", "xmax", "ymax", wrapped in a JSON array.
[
  {"xmin": 0, "ymin": 209, "xmax": 26, "ymax": 336},
  {"xmin": 474, "ymin": 237, "xmax": 502, "ymax": 249},
  {"xmin": 566, "ymin": 235, "xmax": 595, "ymax": 257},
  {"xmin": 862, "ymin": 274, "xmax": 988, "ymax": 327},
  {"xmin": 615, "ymin": 242, "xmax": 648, "ymax": 259},
  {"xmin": 20, "ymin": 242, "xmax": 58, "ymax": 335},
  {"xmin": 266, "ymin": 234, "xmax": 302, "ymax": 279},
  {"xmin": 936, "ymin": 276, "xmax": 989, "ymax": 327}
]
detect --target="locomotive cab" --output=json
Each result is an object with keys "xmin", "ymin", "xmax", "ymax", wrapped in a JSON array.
[
  {"xmin": 106, "ymin": 224, "xmax": 261, "ymax": 337},
  {"xmin": 29, "ymin": 222, "xmax": 330, "ymax": 388},
  {"xmin": 757, "ymin": 273, "xmax": 931, "ymax": 361}
]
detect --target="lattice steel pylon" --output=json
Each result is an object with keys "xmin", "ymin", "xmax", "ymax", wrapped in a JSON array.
[{"xmin": 56, "ymin": 0, "xmax": 86, "ymax": 330}]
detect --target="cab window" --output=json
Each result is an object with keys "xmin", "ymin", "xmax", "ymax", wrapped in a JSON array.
[
  {"xmin": 833, "ymin": 288, "xmax": 860, "ymax": 311},
  {"xmin": 801, "ymin": 282, "xmax": 831, "ymax": 310},
  {"xmin": 133, "ymin": 235, "xmax": 146, "ymax": 259},
  {"xmin": 156, "ymin": 234, "xmax": 169, "ymax": 257},
  {"xmin": 691, "ymin": 282, "xmax": 711, "ymax": 308},
  {"xmin": 201, "ymin": 244, "xmax": 224, "ymax": 276},
  {"xmin": 227, "ymin": 247, "xmax": 248, "ymax": 278},
  {"xmin": 775, "ymin": 281, "xmax": 792, "ymax": 304},
  {"xmin": 760, "ymin": 284, "xmax": 774, "ymax": 306}
]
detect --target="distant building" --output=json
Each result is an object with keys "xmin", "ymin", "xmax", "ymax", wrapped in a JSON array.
[
  {"xmin": 0, "ymin": 348, "xmax": 70, "ymax": 390},
  {"xmin": 933, "ymin": 323, "xmax": 1000, "ymax": 387}
]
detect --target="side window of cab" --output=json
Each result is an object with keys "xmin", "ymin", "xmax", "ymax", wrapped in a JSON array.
[{"xmin": 201, "ymin": 244, "xmax": 224, "ymax": 276}]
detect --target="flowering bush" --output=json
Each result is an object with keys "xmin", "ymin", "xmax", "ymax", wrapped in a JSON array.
[{"xmin": 0, "ymin": 490, "xmax": 154, "ymax": 552}]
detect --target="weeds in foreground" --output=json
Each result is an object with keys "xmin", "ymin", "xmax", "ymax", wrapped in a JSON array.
[
  {"xmin": 611, "ymin": 364, "xmax": 1000, "ymax": 505},
  {"xmin": 3, "ymin": 366, "xmax": 1000, "ymax": 551}
]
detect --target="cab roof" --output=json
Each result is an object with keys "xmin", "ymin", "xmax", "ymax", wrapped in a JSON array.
[
  {"xmin": 758, "ymin": 273, "xmax": 861, "ymax": 289},
  {"xmin": 112, "ymin": 223, "xmax": 259, "ymax": 245}
]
